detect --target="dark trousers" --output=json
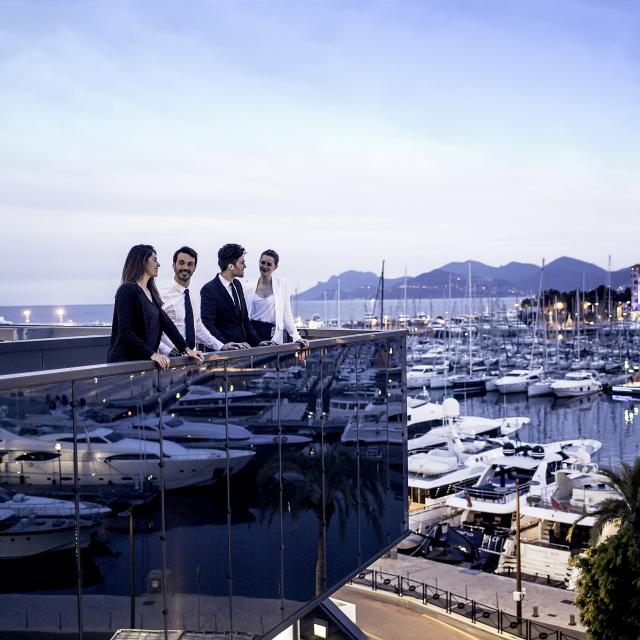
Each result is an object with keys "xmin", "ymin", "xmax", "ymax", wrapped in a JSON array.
[{"xmin": 251, "ymin": 319, "xmax": 275, "ymax": 341}]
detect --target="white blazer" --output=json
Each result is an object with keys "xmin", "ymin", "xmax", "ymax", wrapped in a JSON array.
[{"xmin": 244, "ymin": 276, "xmax": 302, "ymax": 344}]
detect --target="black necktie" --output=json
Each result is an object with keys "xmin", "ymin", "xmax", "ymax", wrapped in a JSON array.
[
  {"xmin": 184, "ymin": 289, "xmax": 196, "ymax": 349},
  {"xmin": 230, "ymin": 281, "xmax": 241, "ymax": 312}
]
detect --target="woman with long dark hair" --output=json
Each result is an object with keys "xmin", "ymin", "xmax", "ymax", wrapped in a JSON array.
[{"xmin": 107, "ymin": 244, "xmax": 204, "ymax": 368}]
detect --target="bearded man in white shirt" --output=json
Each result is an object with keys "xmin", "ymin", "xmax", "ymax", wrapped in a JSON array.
[{"xmin": 159, "ymin": 246, "xmax": 241, "ymax": 355}]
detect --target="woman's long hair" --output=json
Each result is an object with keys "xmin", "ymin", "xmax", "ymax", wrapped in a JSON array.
[{"xmin": 121, "ymin": 244, "xmax": 162, "ymax": 305}]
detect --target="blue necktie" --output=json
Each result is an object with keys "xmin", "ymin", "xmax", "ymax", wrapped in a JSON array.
[{"xmin": 184, "ymin": 289, "xmax": 196, "ymax": 349}]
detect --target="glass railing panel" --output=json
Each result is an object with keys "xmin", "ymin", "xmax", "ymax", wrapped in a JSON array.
[
  {"xmin": 381, "ymin": 335, "xmax": 408, "ymax": 545},
  {"xmin": 226, "ymin": 351, "xmax": 287, "ymax": 636},
  {"xmin": 322, "ymin": 342, "xmax": 364, "ymax": 589},
  {"xmin": 273, "ymin": 346, "xmax": 325, "ymax": 622},
  {"xmin": 159, "ymin": 358, "xmax": 234, "ymax": 634},
  {"xmin": 0, "ymin": 378, "xmax": 82, "ymax": 631},
  {"xmin": 72, "ymin": 368, "xmax": 162, "ymax": 634},
  {"xmin": 0, "ymin": 330, "xmax": 407, "ymax": 639}
]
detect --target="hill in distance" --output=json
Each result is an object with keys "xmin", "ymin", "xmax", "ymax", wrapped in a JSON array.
[{"xmin": 295, "ymin": 257, "xmax": 634, "ymax": 300}]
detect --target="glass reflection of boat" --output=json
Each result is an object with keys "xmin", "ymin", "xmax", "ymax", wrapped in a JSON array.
[
  {"xmin": 0, "ymin": 427, "xmax": 254, "ymax": 491},
  {"xmin": 112, "ymin": 414, "xmax": 311, "ymax": 451},
  {"xmin": 340, "ymin": 412, "xmax": 403, "ymax": 444},
  {"xmin": 0, "ymin": 509, "xmax": 97, "ymax": 559},
  {"xmin": 0, "ymin": 486, "xmax": 110, "ymax": 519},
  {"xmin": 171, "ymin": 385, "xmax": 270, "ymax": 417},
  {"xmin": 112, "ymin": 414, "xmax": 254, "ymax": 448}
]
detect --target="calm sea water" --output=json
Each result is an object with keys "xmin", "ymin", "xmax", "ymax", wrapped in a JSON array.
[{"xmin": 0, "ymin": 297, "xmax": 520, "ymax": 325}]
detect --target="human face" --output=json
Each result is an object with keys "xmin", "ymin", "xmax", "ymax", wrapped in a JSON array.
[
  {"xmin": 144, "ymin": 253, "xmax": 160, "ymax": 279},
  {"xmin": 259, "ymin": 254, "xmax": 278, "ymax": 278},
  {"xmin": 173, "ymin": 252, "xmax": 196, "ymax": 286},
  {"xmin": 230, "ymin": 256, "xmax": 246, "ymax": 278}
]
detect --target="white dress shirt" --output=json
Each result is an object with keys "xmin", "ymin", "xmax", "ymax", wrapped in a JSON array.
[
  {"xmin": 217, "ymin": 273, "xmax": 238, "ymax": 302},
  {"xmin": 159, "ymin": 278, "xmax": 224, "ymax": 354}
]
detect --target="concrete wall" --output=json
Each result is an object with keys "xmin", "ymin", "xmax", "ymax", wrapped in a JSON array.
[{"xmin": 0, "ymin": 336, "xmax": 110, "ymax": 375}]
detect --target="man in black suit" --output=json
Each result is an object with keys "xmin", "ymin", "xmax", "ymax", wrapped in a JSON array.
[{"xmin": 201, "ymin": 243, "xmax": 264, "ymax": 348}]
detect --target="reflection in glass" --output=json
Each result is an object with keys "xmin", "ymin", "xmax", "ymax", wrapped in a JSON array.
[{"xmin": 0, "ymin": 332, "xmax": 407, "ymax": 638}]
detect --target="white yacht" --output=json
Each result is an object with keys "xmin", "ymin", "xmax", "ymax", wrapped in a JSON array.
[
  {"xmin": 0, "ymin": 486, "xmax": 110, "ymax": 519},
  {"xmin": 0, "ymin": 509, "xmax": 98, "ymax": 559},
  {"xmin": 496, "ymin": 462, "xmax": 618, "ymax": 587},
  {"xmin": 0, "ymin": 427, "xmax": 255, "ymax": 491},
  {"xmin": 407, "ymin": 363, "xmax": 449, "ymax": 389},
  {"xmin": 408, "ymin": 434, "xmax": 507, "ymax": 506},
  {"xmin": 494, "ymin": 368, "xmax": 544, "ymax": 394},
  {"xmin": 408, "ymin": 415, "xmax": 528, "ymax": 452},
  {"xmin": 551, "ymin": 370, "xmax": 603, "ymax": 398},
  {"xmin": 527, "ymin": 376, "xmax": 562, "ymax": 397},
  {"xmin": 172, "ymin": 385, "xmax": 268, "ymax": 417},
  {"xmin": 112, "ymin": 414, "xmax": 254, "ymax": 448},
  {"xmin": 446, "ymin": 439, "xmax": 602, "ymax": 524}
]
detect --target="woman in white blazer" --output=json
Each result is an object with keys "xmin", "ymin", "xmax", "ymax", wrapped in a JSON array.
[{"xmin": 244, "ymin": 249, "xmax": 309, "ymax": 346}]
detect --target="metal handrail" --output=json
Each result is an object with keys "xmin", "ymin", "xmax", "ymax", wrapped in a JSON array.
[{"xmin": 0, "ymin": 329, "xmax": 406, "ymax": 392}]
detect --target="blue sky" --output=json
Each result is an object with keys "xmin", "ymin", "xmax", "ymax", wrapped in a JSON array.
[{"xmin": 1, "ymin": 0, "xmax": 639, "ymax": 304}]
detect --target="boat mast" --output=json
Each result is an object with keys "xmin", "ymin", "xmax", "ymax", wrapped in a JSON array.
[
  {"xmin": 337, "ymin": 276, "xmax": 341, "ymax": 328},
  {"xmin": 403, "ymin": 266, "xmax": 408, "ymax": 327},
  {"xmin": 468, "ymin": 262, "xmax": 472, "ymax": 376},
  {"xmin": 380, "ymin": 260, "xmax": 385, "ymax": 328}
]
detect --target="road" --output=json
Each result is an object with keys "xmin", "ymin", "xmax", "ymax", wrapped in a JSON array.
[{"xmin": 336, "ymin": 585, "xmax": 501, "ymax": 640}]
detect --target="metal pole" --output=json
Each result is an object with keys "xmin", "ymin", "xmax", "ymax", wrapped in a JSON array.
[
  {"xmin": 71, "ymin": 381, "xmax": 84, "ymax": 640},
  {"xmin": 515, "ymin": 479, "xmax": 523, "ymax": 621},
  {"xmin": 129, "ymin": 509, "xmax": 136, "ymax": 628}
]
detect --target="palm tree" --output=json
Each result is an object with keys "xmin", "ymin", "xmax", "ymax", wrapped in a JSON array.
[
  {"xmin": 256, "ymin": 443, "xmax": 384, "ymax": 596},
  {"xmin": 586, "ymin": 458, "xmax": 640, "ymax": 542}
]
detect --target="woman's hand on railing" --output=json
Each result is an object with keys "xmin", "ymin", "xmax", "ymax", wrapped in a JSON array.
[{"xmin": 150, "ymin": 353, "xmax": 171, "ymax": 369}]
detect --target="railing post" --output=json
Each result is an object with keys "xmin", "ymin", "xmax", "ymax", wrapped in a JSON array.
[{"xmin": 372, "ymin": 570, "xmax": 377, "ymax": 591}]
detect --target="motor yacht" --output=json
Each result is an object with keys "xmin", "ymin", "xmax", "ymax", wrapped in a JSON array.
[
  {"xmin": 0, "ymin": 509, "xmax": 98, "ymax": 559},
  {"xmin": 408, "ymin": 415, "xmax": 528, "ymax": 452},
  {"xmin": 407, "ymin": 363, "xmax": 449, "ymax": 389},
  {"xmin": 550, "ymin": 370, "xmax": 603, "ymax": 397},
  {"xmin": 446, "ymin": 438, "xmax": 602, "ymax": 525},
  {"xmin": 0, "ymin": 427, "xmax": 255, "ymax": 491},
  {"xmin": 171, "ymin": 385, "xmax": 269, "ymax": 417},
  {"xmin": 496, "ymin": 461, "xmax": 618, "ymax": 587},
  {"xmin": 0, "ymin": 486, "xmax": 110, "ymax": 519},
  {"xmin": 494, "ymin": 367, "xmax": 544, "ymax": 394}
]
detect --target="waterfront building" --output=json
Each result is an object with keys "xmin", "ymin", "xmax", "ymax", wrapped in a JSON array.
[{"xmin": 0, "ymin": 327, "xmax": 407, "ymax": 640}]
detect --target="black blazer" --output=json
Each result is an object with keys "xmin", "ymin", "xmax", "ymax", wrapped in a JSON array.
[
  {"xmin": 107, "ymin": 282, "xmax": 188, "ymax": 363},
  {"xmin": 200, "ymin": 276, "xmax": 260, "ymax": 346}
]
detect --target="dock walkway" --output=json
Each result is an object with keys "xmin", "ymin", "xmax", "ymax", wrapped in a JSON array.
[{"xmin": 369, "ymin": 553, "xmax": 584, "ymax": 634}]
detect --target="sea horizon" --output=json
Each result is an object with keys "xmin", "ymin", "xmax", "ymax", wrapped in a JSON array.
[{"xmin": 0, "ymin": 296, "xmax": 521, "ymax": 326}]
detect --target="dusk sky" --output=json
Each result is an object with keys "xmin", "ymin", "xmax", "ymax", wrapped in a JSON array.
[{"xmin": 1, "ymin": 0, "xmax": 639, "ymax": 305}]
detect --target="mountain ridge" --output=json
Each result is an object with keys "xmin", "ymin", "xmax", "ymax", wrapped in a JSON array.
[{"xmin": 294, "ymin": 257, "xmax": 634, "ymax": 300}]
